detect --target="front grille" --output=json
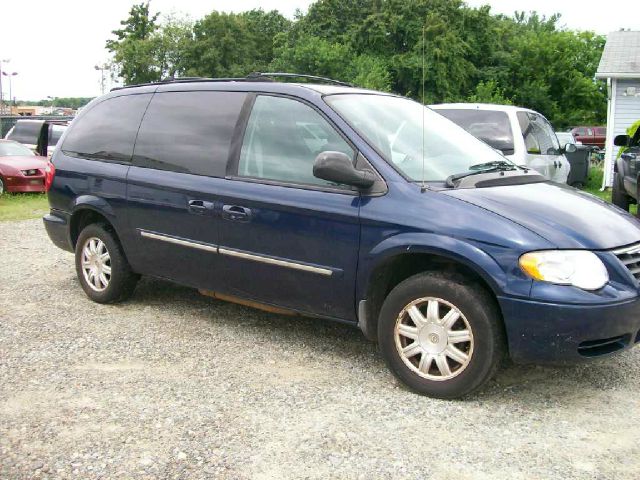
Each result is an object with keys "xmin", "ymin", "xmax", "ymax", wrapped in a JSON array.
[{"xmin": 613, "ymin": 243, "xmax": 640, "ymax": 283}]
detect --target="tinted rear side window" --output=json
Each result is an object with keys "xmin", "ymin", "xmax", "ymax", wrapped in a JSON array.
[
  {"xmin": 7, "ymin": 121, "xmax": 43, "ymax": 145},
  {"xmin": 49, "ymin": 125, "xmax": 66, "ymax": 146},
  {"xmin": 132, "ymin": 91, "xmax": 246, "ymax": 177},
  {"xmin": 62, "ymin": 94, "xmax": 152, "ymax": 162},
  {"xmin": 434, "ymin": 109, "xmax": 514, "ymax": 155}
]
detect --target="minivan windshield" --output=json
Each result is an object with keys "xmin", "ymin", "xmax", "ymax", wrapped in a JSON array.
[{"xmin": 325, "ymin": 94, "xmax": 512, "ymax": 182}]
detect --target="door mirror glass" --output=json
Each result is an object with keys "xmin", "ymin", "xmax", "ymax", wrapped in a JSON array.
[
  {"xmin": 614, "ymin": 135, "xmax": 631, "ymax": 147},
  {"xmin": 313, "ymin": 151, "xmax": 375, "ymax": 189},
  {"xmin": 563, "ymin": 143, "xmax": 577, "ymax": 154}
]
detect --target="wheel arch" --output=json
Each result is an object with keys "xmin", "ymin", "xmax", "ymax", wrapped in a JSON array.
[
  {"xmin": 69, "ymin": 197, "xmax": 121, "ymax": 250},
  {"xmin": 357, "ymin": 237, "xmax": 508, "ymax": 342}
]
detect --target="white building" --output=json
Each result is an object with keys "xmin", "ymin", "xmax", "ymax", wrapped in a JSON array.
[{"xmin": 597, "ymin": 31, "xmax": 640, "ymax": 188}]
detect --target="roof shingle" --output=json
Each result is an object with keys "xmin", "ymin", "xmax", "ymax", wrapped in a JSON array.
[{"xmin": 596, "ymin": 31, "xmax": 640, "ymax": 79}]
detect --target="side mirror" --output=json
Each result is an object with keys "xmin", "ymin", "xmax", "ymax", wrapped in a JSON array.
[
  {"xmin": 313, "ymin": 151, "xmax": 375, "ymax": 189},
  {"xmin": 563, "ymin": 143, "xmax": 577, "ymax": 154},
  {"xmin": 614, "ymin": 134, "xmax": 630, "ymax": 147}
]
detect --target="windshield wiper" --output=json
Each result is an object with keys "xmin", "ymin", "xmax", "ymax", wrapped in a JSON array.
[{"xmin": 445, "ymin": 160, "xmax": 517, "ymax": 188}]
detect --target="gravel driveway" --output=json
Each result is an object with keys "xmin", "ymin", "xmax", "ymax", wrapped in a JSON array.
[{"xmin": 1, "ymin": 219, "xmax": 640, "ymax": 479}]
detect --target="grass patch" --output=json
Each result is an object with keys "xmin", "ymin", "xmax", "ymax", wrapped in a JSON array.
[
  {"xmin": 582, "ymin": 166, "xmax": 637, "ymax": 215},
  {"xmin": 0, "ymin": 193, "xmax": 49, "ymax": 221}
]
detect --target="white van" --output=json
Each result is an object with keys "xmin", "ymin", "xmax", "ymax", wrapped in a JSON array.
[{"xmin": 430, "ymin": 104, "xmax": 572, "ymax": 183}]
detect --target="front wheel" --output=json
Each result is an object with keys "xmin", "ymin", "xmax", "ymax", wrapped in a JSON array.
[
  {"xmin": 612, "ymin": 172, "xmax": 631, "ymax": 211},
  {"xmin": 378, "ymin": 272, "xmax": 505, "ymax": 399}
]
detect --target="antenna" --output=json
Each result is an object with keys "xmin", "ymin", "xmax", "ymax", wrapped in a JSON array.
[{"xmin": 421, "ymin": 25, "xmax": 426, "ymax": 192}]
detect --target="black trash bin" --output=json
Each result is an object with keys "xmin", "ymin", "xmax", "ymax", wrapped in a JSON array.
[{"xmin": 565, "ymin": 146, "xmax": 591, "ymax": 187}]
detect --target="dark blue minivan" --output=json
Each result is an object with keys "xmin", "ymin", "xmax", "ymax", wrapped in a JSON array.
[{"xmin": 43, "ymin": 75, "xmax": 640, "ymax": 398}]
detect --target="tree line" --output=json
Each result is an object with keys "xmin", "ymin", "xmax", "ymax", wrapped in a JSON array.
[{"xmin": 106, "ymin": 0, "xmax": 607, "ymax": 129}]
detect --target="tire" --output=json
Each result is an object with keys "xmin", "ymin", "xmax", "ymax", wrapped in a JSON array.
[
  {"xmin": 612, "ymin": 172, "xmax": 631, "ymax": 211},
  {"xmin": 75, "ymin": 223, "xmax": 139, "ymax": 303},
  {"xmin": 378, "ymin": 272, "xmax": 505, "ymax": 399}
]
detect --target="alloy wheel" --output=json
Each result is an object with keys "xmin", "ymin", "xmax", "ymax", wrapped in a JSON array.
[
  {"xmin": 81, "ymin": 237, "xmax": 112, "ymax": 292},
  {"xmin": 394, "ymin": 297, "xmax": 474, "ymax": 381}
]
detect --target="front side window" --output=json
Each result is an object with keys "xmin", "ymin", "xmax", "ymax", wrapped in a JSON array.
[
  {"xmin": 434, "ymin": 109, "xmax": 514, "ymax": 155},
  {"xmin": 516, "ymin": 112, "xmax": 560, "ymax": 156},
  {"xmin": 238, "ymin": 95, "xmax": 354, "ymax": 186},
  {"xmin": 325, "ymin": 94, "xmax": 510, "ymax": 182},
  {"xmin": 62, "ymin": 94, "xmax": 152, "ymax": 162},
  {"xmin": 133, "ymin": 91, "xmax": 246, "ymax": 177}
]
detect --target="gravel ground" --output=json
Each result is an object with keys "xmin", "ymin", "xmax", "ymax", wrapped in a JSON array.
[{"xmin": 1, "ymin": 219, "xmax": 640, "ymax": 479}]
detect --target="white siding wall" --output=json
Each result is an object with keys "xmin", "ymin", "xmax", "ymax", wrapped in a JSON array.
[
  {"xmin": 604, "ymin": 78, "xmax": 640, "ymax": 187},
  {"xmin": 613, "ymin": 79, "xmax": 640, "ymax": 159}
]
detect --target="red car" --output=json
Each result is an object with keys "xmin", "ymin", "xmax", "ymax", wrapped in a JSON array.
[
  {"xmin": 0, "ymin": 140, "xmax": 53, "ymax": 194},
  {"xmin": 570, "ymin": 126, "xmax": 606, "ymax": 149}
]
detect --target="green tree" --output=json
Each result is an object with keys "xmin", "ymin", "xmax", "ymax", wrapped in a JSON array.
[
  {"xmin": 106, "ymin": 1, "xmax": 161, "ymax": 85},
  {"xmin": 104, "ymin": 0, "xmax": 607, "ymax": 128}
]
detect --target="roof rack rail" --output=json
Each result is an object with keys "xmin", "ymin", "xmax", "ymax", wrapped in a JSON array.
[
  {"xmin": 110, "ymin": 72, "xmax": 353, "ymax": 92},
  {"xmin": 247, "ymin": 72, "xmax": 353, "ymax": 87}
]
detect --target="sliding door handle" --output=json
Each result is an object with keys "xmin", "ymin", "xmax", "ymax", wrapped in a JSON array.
[
  {"xmin": 222, "ymin": 205, "xmax": 252, "ymax": 222},
  {"xmin": 188, "ymin": 199, "xmax": 214, "ymax": 215}
]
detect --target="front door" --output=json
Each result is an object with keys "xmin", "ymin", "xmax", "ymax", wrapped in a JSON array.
[
  {"xmin": 517, "ymin": 111, "xmax": 568, "ymax": 183},
  {"xmin": 216, "ymin": 94, "xmax": 362, "ymax": 321}
]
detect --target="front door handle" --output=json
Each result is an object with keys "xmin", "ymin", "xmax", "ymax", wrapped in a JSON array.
[
  {"xmin": 188, "ymin": 199, "xmax": 214, "ymax": 215},
  {"xmin": 222, "ymin": 205, "xmax": 252, "ymax": 222}
]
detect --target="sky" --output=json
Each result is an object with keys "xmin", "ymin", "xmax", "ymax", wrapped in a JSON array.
[{"xmin": 0, "ymin": 0, "xmax": 638, "ymax": 101}]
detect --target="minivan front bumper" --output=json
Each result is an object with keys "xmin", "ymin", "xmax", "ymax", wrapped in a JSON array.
[{"xmin": 500, "ymin": 295, "xmax": 640, "ymax": 364}]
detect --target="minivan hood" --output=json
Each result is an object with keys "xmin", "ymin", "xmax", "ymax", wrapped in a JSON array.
[{"xmin": 443, "ymin": 182, "xmax": 640, "ymax": 250}]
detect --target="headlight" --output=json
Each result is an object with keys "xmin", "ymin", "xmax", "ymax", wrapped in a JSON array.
[{"xmin": 519, "ymin": 250, "xmax": 608, "ymax": 291}]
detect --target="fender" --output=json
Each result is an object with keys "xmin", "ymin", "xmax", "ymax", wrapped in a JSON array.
[
  {"xmin": 356, "ymin": 232, "xmax": 511, "ymax": 304},
  {"xmin": 71, "ymin": 194, "xmax": 117, "ymax": 219}
]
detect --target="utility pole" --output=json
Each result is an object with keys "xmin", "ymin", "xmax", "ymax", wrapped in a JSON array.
[
  {"xmin": 0, "ymin": 58, "xmax": 9, "ymax": 115},
  {"xmin": 94, "ymin": 64, "xmax": 110, "ymax": 95},
  {"xmin": 2, "ymin": 71, "xmax": 17, "ymax": 114}
]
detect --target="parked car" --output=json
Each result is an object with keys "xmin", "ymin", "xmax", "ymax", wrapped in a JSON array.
[
  {"xmin": 430, "ymin": 104, "xmax": 574, "ymax": 183},
  {"xmin": 570, "ymin": 126, "xmax": 606, "ymax": 149},
  {"xmin": 44, "ymin": 75, "xmax": 640, "ymax": 399},
  {"xmin": 4, "ymin": 119, "xmax": 67, "ymax": 157},
  {"xmin": 612, "ymin": 129, "xmax": 640, "ymax": 211},
  {"xmin": 0, "ymin": 140, "xmax": 53, "ymax": 194},
  {"xmin": 556, "ymin": 131, "xmax": 582, "ymax": 146}
]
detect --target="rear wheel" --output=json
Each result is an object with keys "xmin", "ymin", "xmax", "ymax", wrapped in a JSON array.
[
  {"xmin": 378, "ymin": 272, "xmax": 505, "ymax": 399},
  {"xmin": 75, "ymin": 223, "xmax": 139, "ymax": 303},
  {"xmin": 612, "ymin": 172, "xmax": 631, "ymax": 211}
]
